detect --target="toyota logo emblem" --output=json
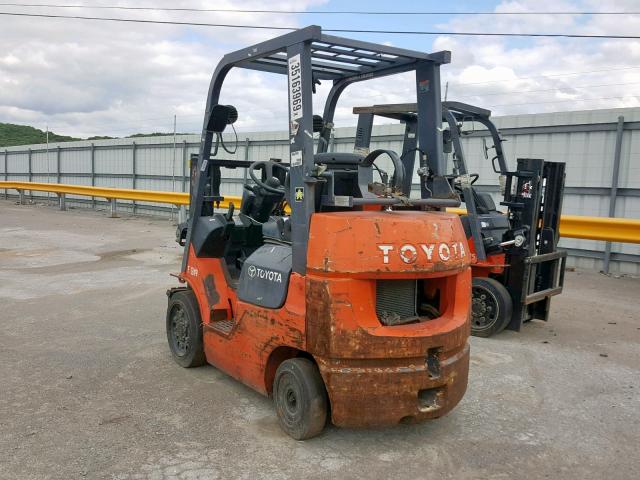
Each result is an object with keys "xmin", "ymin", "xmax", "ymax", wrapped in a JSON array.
[{"xmin": 248, "ymin": 265, "xmax": 256, "ymax": 278}]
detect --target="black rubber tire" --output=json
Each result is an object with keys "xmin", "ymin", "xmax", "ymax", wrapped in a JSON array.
[
  {"xmin": 166, "ymin": 289, "xmax": 206, "ymax": 368},
  {"xmin": 471, "ymin": 277, "xmax": 513, "ymax": 338},
  {"xmin": 273, "ymin": 358, "xmax": 328, "ymax": 440}
]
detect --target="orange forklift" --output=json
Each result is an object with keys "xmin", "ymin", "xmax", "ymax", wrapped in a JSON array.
[{"xmin": 167, "ymin": 26, "xmax": 471, "ymax": 439}]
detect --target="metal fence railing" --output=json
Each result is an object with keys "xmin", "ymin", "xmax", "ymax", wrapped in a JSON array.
[{"xmin": 2, "ymin": 181, "xmax": 639, "ymax": 245}]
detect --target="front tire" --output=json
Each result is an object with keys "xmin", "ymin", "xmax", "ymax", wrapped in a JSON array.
[
  {"xmin": 166, "ymin": 289, "xmax": 206, "ymax": 367},
  {"xmin": 273, "ymin": 358, "xmax": 328, "ymax": 440},
  {"xmin": 471, "ymin": 277, "xmax": 513, "ymax": 338}
]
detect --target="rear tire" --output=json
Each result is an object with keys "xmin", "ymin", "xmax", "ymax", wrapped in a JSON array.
[
  {"xmin": 166, "ymin": 289, "xmax": 206, "ymax": 367},
  {"xmin": 273, "ymin": 358, "xmax": 328, "ymax": 440},
  {"xmin": 471, "ymin": 277, "xmax": 513, "ymax": 338}
]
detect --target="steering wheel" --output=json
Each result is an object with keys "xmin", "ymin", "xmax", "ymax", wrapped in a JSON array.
[
  {"xmin": 249, "ymin": 160, "xmax": 288, "ymax": 194},
  {"xmin": 360, "ymin": 149, "xmax": 405, "ymax": 193}
]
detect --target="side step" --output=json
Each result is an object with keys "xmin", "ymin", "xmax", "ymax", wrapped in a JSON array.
[{"xmin": 205, "ymin": 319, "xmax": 235, "ymax": 336}]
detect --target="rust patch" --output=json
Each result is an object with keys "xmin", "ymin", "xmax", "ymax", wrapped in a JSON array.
[
  {"xmin": 318, "ymin": 343, "xmax": 469, "ymax": 428},
  {"xmin": 305, "ymin": 279, "xmax": 332, "ymax": 356},
  {"xmin": 203, "ymin": 275, "xmax": 219, "ymax": 309}
]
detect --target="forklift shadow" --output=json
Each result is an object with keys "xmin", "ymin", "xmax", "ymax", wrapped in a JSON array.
[
  {"xmin": 251, "ymin": 413, "xmax": 454, "ymax": 444},
  {"xmin": 182, "ymin": 361, "xmax": 456, "ymax": 443}
]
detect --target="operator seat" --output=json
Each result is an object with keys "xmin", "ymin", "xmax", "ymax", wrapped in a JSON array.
[{"xmin": 474, "ymin": 191, "xmax": 498, "ymax": 214}]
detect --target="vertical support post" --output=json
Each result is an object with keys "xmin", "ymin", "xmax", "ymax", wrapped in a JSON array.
[
  {"xmin": 603, "ymin": 115, "xmax": 625, "ymax": 274},
  {"xmin": 178, "ymin": 205, "xmax": 187, "ymax": 224},
  {"xmin": 243, "ymin": 137, "xmax": 250, "ymax": 183},
  {"xmin": 110, "ymin": 198, "xmax": 118, "ymax": 218},
  {"xmin": 45, "ymin": 126, "xmax": 51, "ymax": 205},
  {"xmin": 329, "ymin": 130, "xmax": 336, "ymax": 153},
  {"xmin": 58, "ymin": 193, "xmax": 66, "ymax": 211},
  {"xmin": 56, "ymin": 146, "xmax": 61, "ymax": 184},
  {"xmin": 171, "ymin": 116, "xmax": 177, "ymax": 220},
  {"xmin": 415, "ymin": 61, "xmax": 444, "ymax": 198},
  {"xmin": 182, "ymin": 140, "xmax": 188, "ymax": 193},
  {"xmin": 27, "ymin": 148, "xmax": 32, "ymax": 201},
  {"xmin": 3, "ymin": 149, "xmax": 7, "ymax": 200},
  {"xmin": 131, "ymin": 141, "xmax": 137, "ymax": 215},
  {"xmin": 19, "ymin": 189, "xmax": 25, "ymax": 205},
  {"xmin": 286, "ymin": 40, "xmax": 315, "ymax": 274},
  {"xmin": 90, "ymin": 143, "xmax": 96, "ymax": 209}
]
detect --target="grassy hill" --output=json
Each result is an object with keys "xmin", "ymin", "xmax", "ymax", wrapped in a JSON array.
[
  {"xmin": 0, "ymin": 123, "xmax": 193, "ymax": 147},
  {"xmin": 0, "ymin": 123, "xmax": 81, "ymax": 147}
]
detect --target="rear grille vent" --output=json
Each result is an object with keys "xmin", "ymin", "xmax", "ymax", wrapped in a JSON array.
[{"xmin": 376, "ymin": 280, "xmax": 418, "ymax": 326}]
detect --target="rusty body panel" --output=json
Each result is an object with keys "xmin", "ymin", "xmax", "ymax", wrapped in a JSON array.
[
  {"xmin": 180, "ymin": 209, "xmax": 471, "ymax": 428},
  {"xmin": 318, "ymin": 344, "xmax": 469, "ymax": 427},
  {"xmin": 307, "ymin": 273, "xmax": 470, "ymax": 427},
  {"xmin": 181, "ymin": 246, "xmax": 306, "ymax": 395},
  {"xmin": 305, "ymin": 212, "xmax": 471, "ymax": 426}
]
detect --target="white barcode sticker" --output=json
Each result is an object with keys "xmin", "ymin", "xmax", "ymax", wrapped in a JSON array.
[
  {"xmin": 288, "ymin": 54, "xmax": 303, "ymax": 121},
  {"xmin": 290, "ymin": 150, "xmax": 303, "ymax": 167}
]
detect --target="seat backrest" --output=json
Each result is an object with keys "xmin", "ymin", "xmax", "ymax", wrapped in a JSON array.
[{"xmin": 475, "ymin": 191, "xmax": 497, "ymax": 213}]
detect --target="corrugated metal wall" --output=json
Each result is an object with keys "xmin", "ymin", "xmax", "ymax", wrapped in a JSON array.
[{"xmin": 2, "ymin": 107, "xmax": 639, "ymax": 274}]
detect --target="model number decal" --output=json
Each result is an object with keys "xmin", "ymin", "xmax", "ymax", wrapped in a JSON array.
[
  {"xmin": 187, "ymin": 265, "xmax": 199, "ymax": 277},
  {"xmin": 377, "ymin": 242, "xmax": 466, "ymax": 264},
  {"xmin": 288, "ymin": 54, "xmax": 303, "ymax": 121}
]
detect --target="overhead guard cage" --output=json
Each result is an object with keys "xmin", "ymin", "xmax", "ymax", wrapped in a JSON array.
[{"xmin": 188, "ymin": 25, "xmax": 452, "ymax": 274}]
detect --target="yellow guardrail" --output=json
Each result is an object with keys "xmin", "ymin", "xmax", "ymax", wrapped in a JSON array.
[
  {"xmin": 1, "ymin": 181, "xmax": 639, "ymax": 244},
  {"xmin": 445, "ymin": 206, "xmax": 640, "ymax": 244},
  {"xmin": 559, "ymin": 215, "xmax": 640, "ymax": 244},
  {"xmin": 0, "ymin": 181, "xmax": 190, "ymax": 206}
]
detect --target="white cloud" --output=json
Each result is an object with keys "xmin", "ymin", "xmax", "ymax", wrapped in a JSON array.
[
  {"xmin": 434, "ymin": 0, "xmax": 640, "ymax": 114},
  {"xmin": 0, "ymin": 0, "xmax": 639, "ymax": 138},
  {"xmin": 0, "ymin": 0, "xmax": 327, "ymax": 136}
]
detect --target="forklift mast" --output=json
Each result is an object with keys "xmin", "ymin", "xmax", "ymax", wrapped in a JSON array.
[{"xmin": 500, "ymin": 158, "xmax": 567, "ymax": 328}]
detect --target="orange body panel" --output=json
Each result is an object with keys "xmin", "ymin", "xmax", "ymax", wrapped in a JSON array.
[
  {"xmin": 471, "ymin": 252, "xmax": 507, "ymax": 277},
  {"xmin": 181, "ymin": 210, "xmax": 472, "ymax": 427},
  {"xmin": 308, "ymin": 211, "xmax": 469, "ymax": 277},
  {"xmin": 182, "ymin": 246, "xmax": 306, "ymax": 395}
]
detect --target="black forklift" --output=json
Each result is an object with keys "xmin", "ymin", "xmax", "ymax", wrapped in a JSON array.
[{"xmin": 349, "ymin": 102, "xmax": 567, "ymax": 337}]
